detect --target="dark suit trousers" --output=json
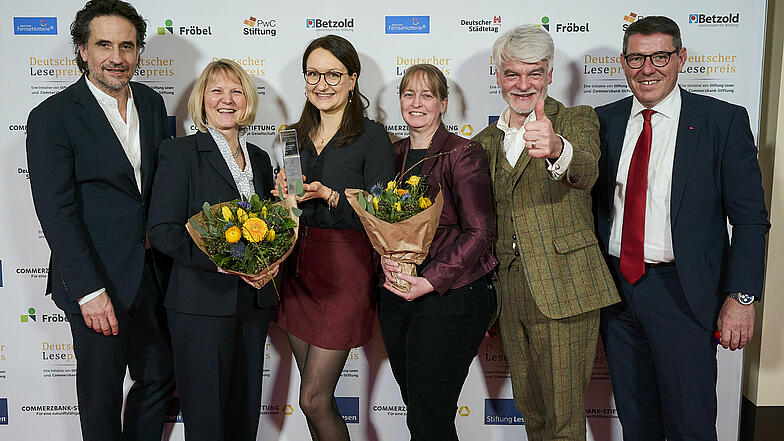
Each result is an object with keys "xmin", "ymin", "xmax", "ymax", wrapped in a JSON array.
[
  {"xmin": 378, "ymin": 277, "xmax": 494, "ymax": 441},
  {"xmin": 68, "ymin": 251, "xmax": 175, "ymax": 441},
  {"xmin": 601, "ymin": 257, "xmax": 718, "ymax": 441},
  {"xmin": 167, "ymin": 285, "xmax": 274, "ymax": 441}
]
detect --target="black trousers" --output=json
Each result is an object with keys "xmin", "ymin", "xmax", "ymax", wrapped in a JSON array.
[
  {"xmin": 378, "ymin": 277, "xmax": 494, "ymax": 441},
  {"xmin": 68, "ymin": 251, "xmax": 175, "ymax": 441},
  {"xmin": 601, "ymin": 257, "xmax": 718, "ymax": 441},
  {"xmin": 167, "ymin": 285, "xmax": 275, "ymax": 441}
]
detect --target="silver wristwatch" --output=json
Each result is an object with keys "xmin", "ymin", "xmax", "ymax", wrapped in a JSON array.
[{"xmin": 728, "ymin": 292, "xmax": 755, "ymax": 306}]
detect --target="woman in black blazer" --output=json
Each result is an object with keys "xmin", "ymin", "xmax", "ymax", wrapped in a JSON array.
[{"xmin": 148, "ymin": 59, "xmax": 276, "ymax": 441}]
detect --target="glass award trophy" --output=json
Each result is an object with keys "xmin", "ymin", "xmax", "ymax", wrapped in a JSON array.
[{"xmin": 279, "ymin": 129, "xmax": 303, "ymax": 195}]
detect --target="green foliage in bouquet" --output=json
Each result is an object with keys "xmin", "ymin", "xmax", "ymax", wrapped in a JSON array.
[
  {"xmin": 188, "ymin": 193, "xmax": 298, "ymax": 274},
  {"xmin": 358, "ymin": 175, "xmax": 433, "ymax": 223}
]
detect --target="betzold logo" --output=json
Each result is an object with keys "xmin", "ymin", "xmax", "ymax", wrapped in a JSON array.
[
  {"xmin": 14, "ymin": 17, "xmax": 57, "ymax": 35},
  {"xmin": 159, "ymin": 18, "xmax": 212, "ymax": 36},
  {"xmin": 485, "ymin": 399, "xmax": 524, "ymax": 425},
  {"xmin": 0, "ymin": 398, "xmax": 8, "ymax": 424},
  {"xmin": 458, "ymin": 406, "xmax": 470, "ymax": 417},
  {"xmin": 157, "ymin": 19, "xmax": 174, "ymax": 35},
  {"xmin": 460, "ymin": 16, "xmax": 502, "ymax": 33},
  {"xmin": 688, "ymin": 13, "xmax": 740, "ymax": 27},
  {"xmin": 305, "ymin": 17, "xmax": 354, "ymax": 31},
  {"xmin": 243, "ymin": 16, "xmax": 277, "ymax": 37},
  {"xmin": 336, "ymin": 397, "xmax": 359, "ymax": 424},
  {"xmin": 537, "ymin": 16, "xmax": 550, "ymax": 31},
  {"xmin": 21, "ymin": 307, "xmax": 36, "ymax": 323},
  {"xmin": 461, "ymin": 124, "xmax": 474, "ymax": 136},
  {"xmin": 622, "ymin": 12, "xmax": 643, "ymax": 30},
  {"xmin": 385, "ymin": 16, "xmax": 429, "ymax": 34}
]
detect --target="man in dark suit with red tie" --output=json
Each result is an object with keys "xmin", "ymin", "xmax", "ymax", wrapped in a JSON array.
[
  {"xmin": 26, "ymin": 1, "xmax": 173, "ymax": 440},
  {"xmin": 593, "ymin": 16, "xmax": 769, "ymax": 441}
]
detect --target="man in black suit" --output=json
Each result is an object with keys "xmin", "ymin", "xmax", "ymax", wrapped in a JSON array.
[
  {"xmin": 26, "ymin": 1, "xmax": 174, "ymax": 440},
  {"xmin": 593, "ymin": 16, "xmax": 769, "ymax": 441}
]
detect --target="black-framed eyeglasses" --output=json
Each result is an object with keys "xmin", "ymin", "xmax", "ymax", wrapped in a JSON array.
[
  {"xmin": 624, "ymin": 50, "xmax": 679, "ymax": 69},
  {"xmin": 303, "ymin": 70, "xmax": 348, "ymax": 86}
]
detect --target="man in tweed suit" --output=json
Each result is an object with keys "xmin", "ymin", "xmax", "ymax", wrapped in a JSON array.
[{"xmin": 473, "ymin": 25, "xmax": 619, "ymax": 441}]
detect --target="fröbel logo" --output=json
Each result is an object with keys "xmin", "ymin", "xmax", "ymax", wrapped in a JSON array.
[
  {"xmin": 158, "ymin": 18, "xmax": 212, "ymax": 36},
  {"xmin": 385, "ymin": 16, "xmax": 429, "ymax": 34},
  {"xmin": 14, "ymin": 17, "xmax": 57, "ymax": 35},
  {"xmin": 336, "ymin": 397, "xmax": 359, "ymax": 424},
  {"xmin": 484, "ymin": 399, "xmax": 524, "ymax": 425}
]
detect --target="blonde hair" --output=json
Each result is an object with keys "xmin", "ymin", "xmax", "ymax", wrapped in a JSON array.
[{"xmin": 188, "ymin": 59, "xmax": 259, "ymax": 132}]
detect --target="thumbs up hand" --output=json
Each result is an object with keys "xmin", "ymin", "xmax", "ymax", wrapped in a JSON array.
[{"xmin": 523, "ymin": 97, "xmax": 563, "ymax": 159}]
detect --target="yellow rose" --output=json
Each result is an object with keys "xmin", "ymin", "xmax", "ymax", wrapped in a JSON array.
[
  {"xmin": 406, "ymin": 175, "xmax": 420, "ymax": 187},
  {"xmin": 261, "ymin": 207, "xmax": 268, "ymax": 218},
  {"xmin": 386, "ymin": 180, "xmax": 397, "ymax": 191},
  {"xmin": 419, "ymin": 197, "xmax": 432, "ymax": 209},
  {"xmin": 394, "ymin": 202, "xmax": 402, "ymax": 211},
  {"xmin": 225, "ymin": 226, "xmax": 242, "ymax": 243},
  {"xmin": 236, "ymin": 208, "xmax": 249, "ymax": 223},
  {"xmin": 242, "ymin": 218, "xmax": 268, "ymax": 243},
  {"xmin": 372, "ymin": 196, "xmax": 379, "ymax": 211},
  {"xmin": 221, "ymin": 206, "xmax": 234, "ymax": 222},
  {"xmin": 265, "ymin": 228, "xmax": 276, "ymax": 242}
]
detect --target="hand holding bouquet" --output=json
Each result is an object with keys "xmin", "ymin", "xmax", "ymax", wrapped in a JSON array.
[
  {"xmin": 185, "ymin": 193, "xmax": 300, "ymax": 289},
  {"xmin": 345, "ymin": 175, "xmax": 443, "ymax": 293}
]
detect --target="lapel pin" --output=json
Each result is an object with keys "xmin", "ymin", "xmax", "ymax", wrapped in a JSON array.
[{"xmin": 689, "ymin": 126, "xmax": 694, "ymax": 130}]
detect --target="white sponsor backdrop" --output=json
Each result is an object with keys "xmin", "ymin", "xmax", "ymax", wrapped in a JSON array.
[{"xmin": 0, "ymin": 1, "xmax": 766, "ymax": 440}]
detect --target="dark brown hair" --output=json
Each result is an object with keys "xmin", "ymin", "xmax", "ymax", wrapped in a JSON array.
[
  {"xmin": 291, "ymin": 35, "xmax": 368, "ymax": 147},
  {"xmin": 71, "ymin": 0, "xmax": 147, "ymax": 73},
  {"xmin": 623, "ymin": 16, "xmax": 682, "ymax": 54}
]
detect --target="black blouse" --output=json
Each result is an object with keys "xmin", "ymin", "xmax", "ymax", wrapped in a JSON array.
[{"xmin": 299, "ymin": 117, "xmax": 395, "ymax": 230}]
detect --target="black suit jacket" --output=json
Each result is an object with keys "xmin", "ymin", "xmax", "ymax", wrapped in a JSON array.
[
  {"xmin": 26, "ymin": 75, "xmax": 170, "ymax": 314},
  {"xmin": 148, "ymin": 131, "xmax": 276, "ymax": 316},
  {"xmin": 594, "ymin": 88, "xmax": 770, "ymax": 328}
]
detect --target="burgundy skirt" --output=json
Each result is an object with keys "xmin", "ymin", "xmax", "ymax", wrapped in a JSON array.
[{"xmin": 276, "ymin": 226, "xmax": 377, "ymax": 350}]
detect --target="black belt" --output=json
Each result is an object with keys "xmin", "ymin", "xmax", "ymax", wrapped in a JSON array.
[{"xmin": 645, "ymin": 261, "xmax": 675, "ymax": 269}]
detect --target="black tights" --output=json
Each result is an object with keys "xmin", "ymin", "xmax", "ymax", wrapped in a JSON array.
[{"xmin": 287, "ymin": 333, "xmax": 351, "ymax": 441}]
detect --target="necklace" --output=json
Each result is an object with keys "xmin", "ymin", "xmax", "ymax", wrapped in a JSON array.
[{"xmin": 232, "ymin": 147, "xmax": 241, "ymax": 158}]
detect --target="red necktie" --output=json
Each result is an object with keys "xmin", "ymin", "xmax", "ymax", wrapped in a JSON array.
[{"xmin": 620, "ymin": 109, "xmax": 655, "ymax": 285}]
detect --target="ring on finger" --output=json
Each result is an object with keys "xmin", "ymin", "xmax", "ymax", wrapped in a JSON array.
[{"xmin": 531, "ymin": 141, "xmax": 537, "ymax": 148}]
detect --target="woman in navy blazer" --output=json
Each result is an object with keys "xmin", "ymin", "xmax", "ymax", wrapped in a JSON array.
[
  {"xmin": 148, "ymin": 59, "xmax": 276, "ymax": 441},
  {"xmin": 378, "ymin": 64, "xmax": 498, "ymax": 441}
]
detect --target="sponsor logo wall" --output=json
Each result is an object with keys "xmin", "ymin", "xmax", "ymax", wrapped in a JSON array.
[{"xmin": 2, "ymin": 1, "xmax": 764, "ymax": 440}]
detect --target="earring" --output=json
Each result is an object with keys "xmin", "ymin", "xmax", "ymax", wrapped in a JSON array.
[{"xmin": 349, "ymin": 89, "xmax": 354, "ymax": 102}]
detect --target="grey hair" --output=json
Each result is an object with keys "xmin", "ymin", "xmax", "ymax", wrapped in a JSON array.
[{"xmin": 493, "ymin": 24, "xmax": 554, "ymax": 73}]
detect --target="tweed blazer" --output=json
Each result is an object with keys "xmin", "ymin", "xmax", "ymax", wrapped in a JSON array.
[{"xmin": 473, "ymin": 96, "xmax": 619, "ymax": 319}]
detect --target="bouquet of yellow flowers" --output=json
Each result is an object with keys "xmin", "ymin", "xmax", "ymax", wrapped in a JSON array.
[
  {"xmin": 345, "ymin": 175, "xmax": 443, "ymax": 293},
  {"xmin": 185, "ymin": 193, "xmax": 299, "ymax": 289}
]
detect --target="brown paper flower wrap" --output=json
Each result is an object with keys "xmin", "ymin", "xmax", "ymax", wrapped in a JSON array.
[
  {"xmin": 345, "ymin": 188, "xmax": 444, "ymax": 292},
  {"xmin": 185, "ymin": 194, "xmax": 300, "ymax": 290}
]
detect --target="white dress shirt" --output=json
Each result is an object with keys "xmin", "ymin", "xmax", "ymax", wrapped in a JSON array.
[
  {"xmin": 608, "ymin": 86, "xmax": 681, "ymax": 263},
  {"xmin": 80, "ymin": 78, "xmax": 142, "ymax": 305},
  {"xmin": 496, "ymin": 106, "xmax": 573, "ymax": 178}
]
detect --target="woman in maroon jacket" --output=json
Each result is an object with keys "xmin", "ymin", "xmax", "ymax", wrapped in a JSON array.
[{"xmin": 379, "ymin": 64, "xmax": 498, "ymax": 441}]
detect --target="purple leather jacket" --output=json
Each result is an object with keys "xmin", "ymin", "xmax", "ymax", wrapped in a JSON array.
[{"xmin": 394, "ymin": 124, "xmax": 498, "ymax": 294}]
